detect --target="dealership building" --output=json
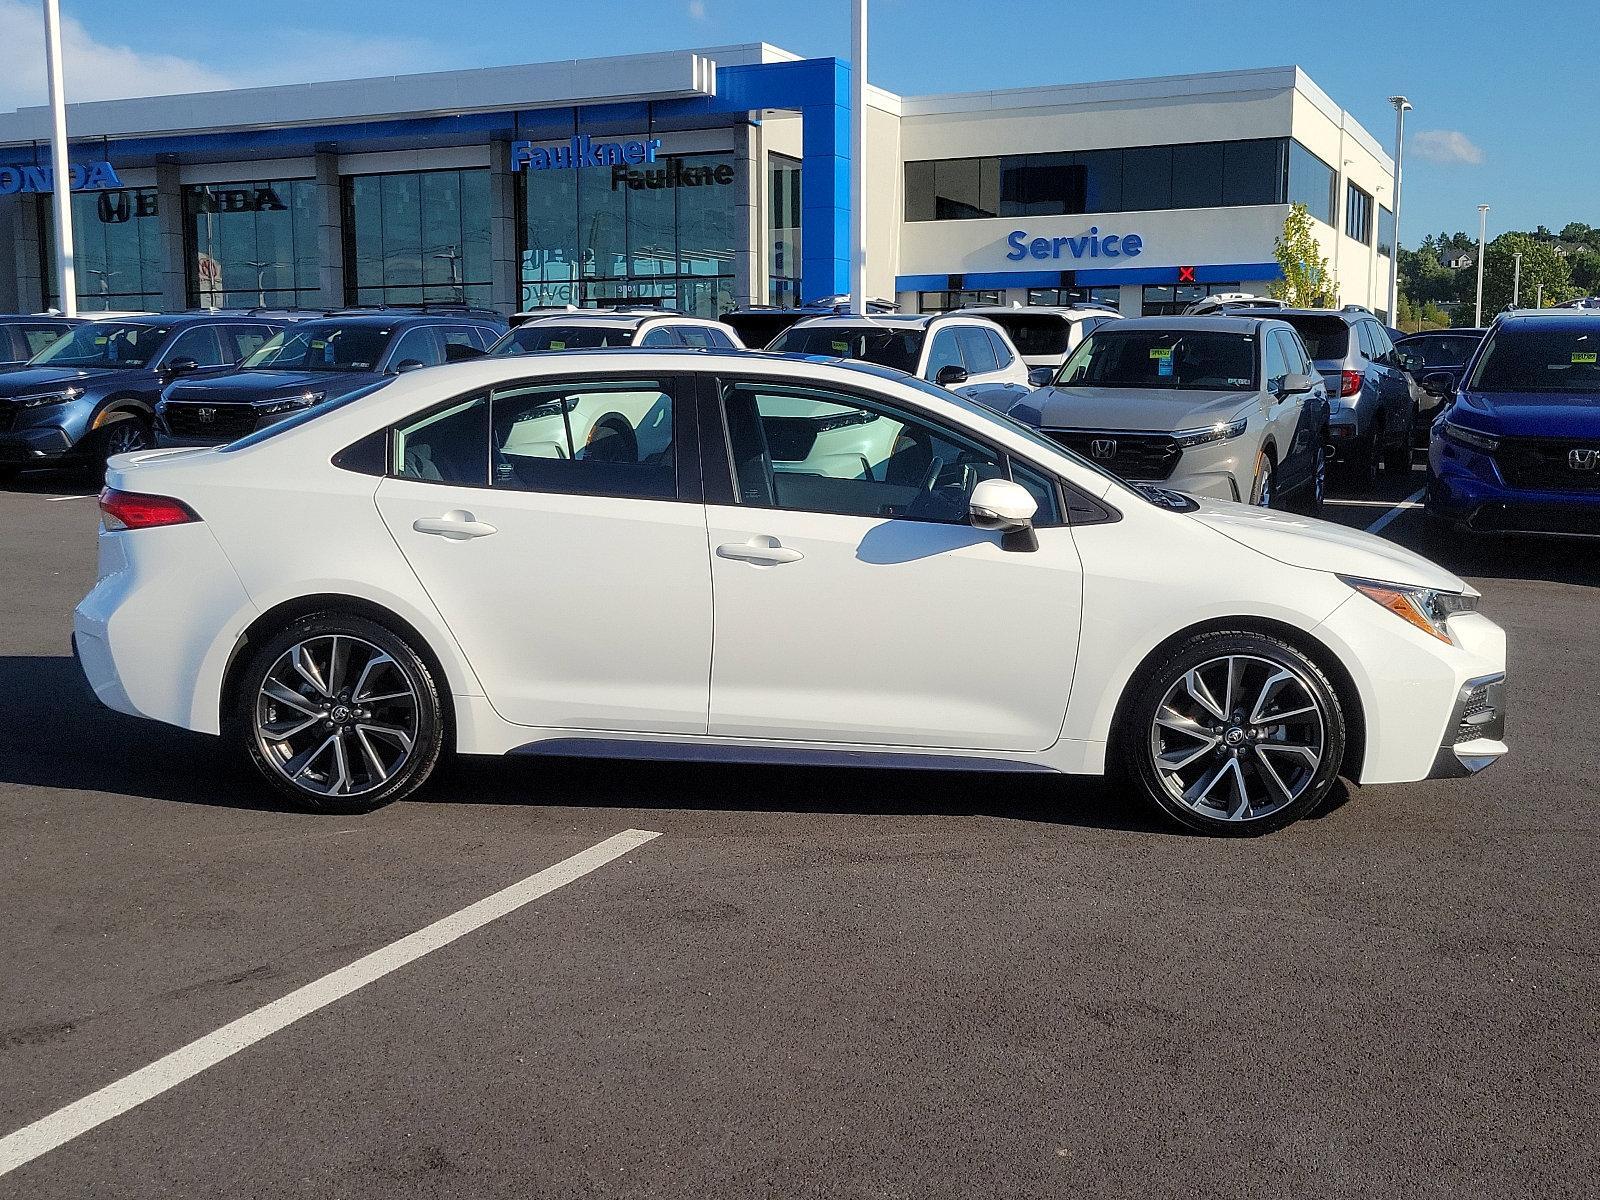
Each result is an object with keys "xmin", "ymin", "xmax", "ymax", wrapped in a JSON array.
[{"xmin": 0, "ymin": 43, "xmax": 1396, "ymax": 323}]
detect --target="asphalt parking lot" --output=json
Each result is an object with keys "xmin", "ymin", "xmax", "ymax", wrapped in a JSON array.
[{"xmin": 1, "ymin": 464, "xmax": 1595, "ymax": 1199}]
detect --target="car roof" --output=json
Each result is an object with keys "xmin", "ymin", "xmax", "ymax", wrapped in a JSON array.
[
  {"xmin": 1097, "ymin": 314, "xmax": 1277, "ymax": 334},
  {"xmin": 514, "ymin": 311, "xmax": 723, "ymax": 329},
  {"xmin": 1272, "ymin": 308, "xmax": 1365, "ymax": 323},
  {"xmin": 1397, "ymin": 328, "xmax": 1487, "ymax": 338},
  {"xmin": 1493, "ymin": 310, "xmax": 1600, "ymax": 329},
  {"xmin": 959, "ymin": 305, "xmax": 1117, "ymax": 322},
  {"xmin": 289, "ymin": 312, "xmax": 496, "ymax": 328}
]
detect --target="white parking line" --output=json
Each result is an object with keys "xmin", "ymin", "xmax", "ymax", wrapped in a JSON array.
[
  {"xmin": 1365, "ymin": 487, "xmax": 1427, "ymax": 536},
  {"xmin": 0, "ymin": 827, "xmax": 661, "ymax": 1178}
]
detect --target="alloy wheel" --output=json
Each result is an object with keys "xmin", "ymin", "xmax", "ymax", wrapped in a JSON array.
[
  {"xmin": 103, "ymin": 419, "xmax": 149, "ymax": 457},
  {"xmin": 1250, "ymin": 452, "xmax": 1274, "ymax": 507},
  {"xmin": 1148, "ymin": 654, "xmax": 1327, "ymax": 823},
  {"xmin": 253, "ymin": 634, "xmax": 420, "ymax": 798}
]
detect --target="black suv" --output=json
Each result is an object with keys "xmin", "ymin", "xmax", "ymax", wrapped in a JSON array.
[
  {"xmin": 0, "ymin": 314, "xmax": 82, "ymax": 368},
  {"xmin": 156, "ymin": 310, "xmax": 506, "ymax": 445},
  {"xmin": 0, "ymin": 313, "xmax": 285, "ymax": 479}
]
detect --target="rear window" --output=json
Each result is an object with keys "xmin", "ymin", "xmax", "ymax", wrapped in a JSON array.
[
  {"xmin": 1467, "ymin": 324, "xmax": 1600, "ymax": 395},
  {"xmin": 1399, "ymin": 334, "xmax": 1484, "ymax": 367},
  {"xmin": 1276, "ymin": 316, "xmax": 1350, "ymax": 361},
  {"xmin": 493, "ymin": 324, "xmax": 635, "ymax": 354},
  {"xmin": 720, "ymin": 313, "xmax": 806, "ymax": 348},
  {"xmin": 985, "ymin": 314, "xmax": 1069, "ymax": 358},
  {"xmin": 767, "ymin": 325, "xmax": 925, "ymax": 373}
]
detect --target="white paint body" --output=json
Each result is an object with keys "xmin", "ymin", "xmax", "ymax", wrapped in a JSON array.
[{"xmin": 75, "ymin": 351, "xmax": 1506, "ymax": 788}]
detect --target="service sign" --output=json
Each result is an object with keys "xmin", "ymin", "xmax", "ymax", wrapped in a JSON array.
[
  {"xmin": 1004, "ymin": 227, "xmax": 1144, "ymax": 262},
  {"xmin": 0, "ymin": 160, "xmax": 123, "ymax": 196}
]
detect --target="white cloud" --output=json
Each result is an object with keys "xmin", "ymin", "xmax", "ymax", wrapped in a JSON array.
[
  {"xmin": 688, "ymin": 0, "xmax": 708, "ymax": 18},
  {"xmin": 0, "ymin": 0, "xmax": 433, "ymax": 114},
  {"xmin": 1410, "ymin": 129, "xmax": 1486, "ymax": 166}
]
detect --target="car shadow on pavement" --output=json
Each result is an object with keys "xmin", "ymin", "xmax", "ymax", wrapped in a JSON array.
[{"xmin": 3, "ymin": 653, "xmax": 1356, "ymax": 835}]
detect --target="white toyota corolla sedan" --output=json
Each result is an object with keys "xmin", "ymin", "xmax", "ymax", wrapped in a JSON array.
[{"xmin": 73, "ymin": 351, "xmax": 1508, "ymax": 835}]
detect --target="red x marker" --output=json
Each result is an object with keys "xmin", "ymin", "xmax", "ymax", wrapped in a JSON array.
[{"xmin": 1177, "ymin": 266, "xmax": 1196, "ymax": 283}]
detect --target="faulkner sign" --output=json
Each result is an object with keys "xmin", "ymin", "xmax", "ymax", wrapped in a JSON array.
[
  {"xmin": 0, "ymin": 160, "xmax": 123, "ymax": 195},
  {"xmin": 510, "ymin": 135, "xmax": 733, "ymax": 192}
]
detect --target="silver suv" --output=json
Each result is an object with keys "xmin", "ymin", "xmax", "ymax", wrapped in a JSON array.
[{"xmin": 1028, "ymin": 316, "xmax": 1330, "ymax": 512}]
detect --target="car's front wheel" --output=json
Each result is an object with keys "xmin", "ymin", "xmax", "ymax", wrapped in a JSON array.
[
  {"xmin": 233, "ymin": 613, "xmax": 445, "ymax": 813},
  {"xmin": 1247, "ymin": 448, "xmax": 1277, "ymax": 508},
  {"xmin": 1119, "ymin": 631, "xmax": 1347, "ymax": 835}
]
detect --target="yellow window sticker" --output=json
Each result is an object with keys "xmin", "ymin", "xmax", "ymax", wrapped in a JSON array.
[
  {"xmin": 1149, "ymin": 346, "xmax": 1173, "ymax": 360},
  {"xmin": 1572, "ymin": 351, "xmax": 1597, "ymax": 365},
  {"xmin": 310, "ymin": 340, "xmax": 326, "ymax": 350},
  {"xmin": 94, "ymin": 335, "xmax": 108, "ymax": 345},
  {"xmin": 831, "ymin": 340, "xmax": 849, "ymax": 354},
  {"xmin": 549, "ymin": 340, "xmax": 566, "ymax": 350}
]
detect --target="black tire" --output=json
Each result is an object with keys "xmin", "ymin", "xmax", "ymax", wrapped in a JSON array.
[
  {"xmin": 83, "ymin": 413, "xmax": 152, "ymax": 479},
  {"xmin": 231, "ymin": 612, "xmax": 445, "ymax": 813},
  {"xmin": 1287, "ymin": 442, "xmax": 1326, "ymax": 516},
  {"xmin": 0, "ymin": 465, "xmax": 19, "ymax": 487},
  {"xmin": 1117, "ymin": 630, "xmax": 1347, "ymax": 836},
  {"xmin": 1384, "ymin": 409, "xmax": 1415, "ymax": 473},
  {"xmin": 1346, "ymin": 419, "xmax": 1382, "ymax": 488},
  {"xmin": 1247, "ymin": 447, "xmax": 1278, "ymax": 508}
]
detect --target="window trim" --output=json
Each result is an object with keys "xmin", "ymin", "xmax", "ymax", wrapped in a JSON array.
[
  {"xmin": 379, "ymin": 371, "xmax": 703, "ymax": 505},
  {"xmin": 700, "ymin": 372, "xmax": 1076, "ymax": 529}
]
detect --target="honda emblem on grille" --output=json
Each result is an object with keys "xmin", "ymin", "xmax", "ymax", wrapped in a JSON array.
[
  {"xmin": 1090, "ymin": 438, "xmax": 1118, "ymax": 460},
  {"xmin": 1569, "ymin": 448, "xmax": 1599, "ymax": 471},
  {"xmin": 197, "ymin": 408, "xmax": 216, "ymax": 424}
]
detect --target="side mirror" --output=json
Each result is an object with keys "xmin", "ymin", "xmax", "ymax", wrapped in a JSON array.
[
  {"xmin": 164, "ymin": 356, "xmax": 200, "ymax": 376},
  {"xmin": 1027, "ymin": 366, "xmax": 1054, "ymax": 387},
  {"xmin": 1279, "ymin": 372, "xmax": 1318, "ymax": 396},
  {"xmin": 394, "ymin": 359, "xmax": 428, "ymax": 374},
  {"xmin": 934, "ymin": 363, "xmax": 969, "ymax": 388},
  {"xmin": 969, "ymin": 477, "xmax": 1039, "ymax": 552},
  {"xmin": 1421, "ymin": 370, "xmax": 1456, "ymax": 399}
]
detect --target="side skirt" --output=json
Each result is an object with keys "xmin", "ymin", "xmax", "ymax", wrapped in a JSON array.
[{"xmin": 506, "ymin": 737, "xmax": 1063, "ymax": 774}]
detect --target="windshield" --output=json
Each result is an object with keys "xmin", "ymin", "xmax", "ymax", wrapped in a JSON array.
[
  {"xmin": 492, "ymin": 324, "xmax": 635, "ymax": 354},
  {"xmin": 1467, "ymin": 324, "xmax": 1600, "ymax": 395},
  {"xmin": 1399, "ymin": 333, "xmax": 1484, "ymax": 367},
  {"xmin": 242, "ymin": 324, "xmax": 392, "ymax": 371},
  {"xmin": 1054, "ymin": 327, "xmax": 1257, "ymax": 391},
  {"xmin": 768, "ymin": 325, "xmax": 925, "ymax": 373},
  {"xmin": 985, "ymin": 314, "xmax": 1070, "ymax": 358},
  {"xmin": 1275, "ymin": 316, "xmax": 1350, "ymax": 361},
  {"xmin": 31, "ymin": 322, "xmax": 170, "ymax": 369},
  {"xmin": 219, "ymin": 381, "xmax": 393, "ymax": 451}
]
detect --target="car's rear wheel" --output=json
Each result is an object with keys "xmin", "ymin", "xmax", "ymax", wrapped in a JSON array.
[
  {"xmin": 233, "ymin": 613, "xmax": 445, "ymax": 813},
  {"xmin": 1287, "ymin": 442, "xmax": 1326, "ymax": 515},
  {"xmin": 1348, "ymin": 418, "xmax": 1382, "ymax": 488},
  {"xmin": 1118, "ymin": 631, "xmax": 1347, "ymax": 835},
  {"xmin": 1384, "ymin": 409, "xmax": 1416, "ymax": 473}
]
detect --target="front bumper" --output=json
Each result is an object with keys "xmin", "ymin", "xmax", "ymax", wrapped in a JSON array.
[
  {"xmin": 1427, "ymin": 438, "xmax": 1600, "ymax": 536},
  {"xmin": 0, "ymin": 425, "xmax": 75, "ymax": 464},
  {"xmin": 1428, "ymin": 673, "xmax": 1509, "ymax": 778}
]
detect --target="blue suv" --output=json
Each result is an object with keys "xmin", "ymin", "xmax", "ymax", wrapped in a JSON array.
[
  {"xmin": 0, "ymin": 313, "xmax": 285, "ymax": 481},
  {"xmin": 155, "ymin": 310, "xmax": 505, "ymax": 445},
  {"xmin": 1426, "ymin": 311, "xmax": 1600, "ymax": 536}
]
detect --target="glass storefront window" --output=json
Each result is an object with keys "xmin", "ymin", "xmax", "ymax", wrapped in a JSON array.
[
  {"xmin": 768, "ymin": 154, "xmax": 801, "ymax": 307},
  {"xmin": 185, "ymin": 179, "xmax": 319, "ymax": 308},
  {"xmin": 1141, "ymin": 281, "xmax": 1240, "ymax": 316},
  {"xmin": 1027, "ymin": 287, "xmax": 1122, "ymax": 309},
  {"xmin": 1377, "ymin": 205, "xmax": 1395, "ymax": 258},
  {"xmin": 1288, "ymin": 141, "xmax": 1337, "ymax": 226},
  {"xmin": 517, "ymin": 150, "xmax": 737, "ymax": 317},
  {"xmin": 916, "ymin": 289, "xmax": 1003, "ymax": 313},
  {"xmin": 41, "ymin": 188, "xmax": 163, "ymax": 311},
  {"xmin": 344, "ymin": 168, "xmax": 491, "ymax": 307}
]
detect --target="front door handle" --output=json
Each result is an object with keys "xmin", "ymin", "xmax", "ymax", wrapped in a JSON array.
[
  {"xmin": 412, "ymin": 510, "xmax": 498, "ymax": 540},
  {"xmin": 716, "ymin": 535, "xmax": 804, "ymax": 565}
]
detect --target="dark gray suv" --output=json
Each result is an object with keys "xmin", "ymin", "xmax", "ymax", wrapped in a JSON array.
[{"xmin": 1274, "ymin": 309, "xmax": 1415, "ymax": 483}]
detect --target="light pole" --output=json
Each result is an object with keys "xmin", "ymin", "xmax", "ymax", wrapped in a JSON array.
[
  {"xmin": 1512, "ymin": 251, "xmax": 1522, "ymax": 308},
  {"xmin": 1537, "ymin": 281, "xmax": 1544, "ymax": 309},
  {"xmin": 1475, "ymin": 204, "xmax": 1489, "ymax": 327},
  {"xmin": 245, "ymin": 260, "xmax": 272, "ymax": 309},
  {"xmin": 43, "ymin": 0, "xmax": 77, "ymax": 317},
  {"xmin": 1386, "ymin": 96, "xmax": 1411, "ymax": 323},
  {"xmin": 849, "ymin": 0, "xmax": 868, "ymax": 315}
]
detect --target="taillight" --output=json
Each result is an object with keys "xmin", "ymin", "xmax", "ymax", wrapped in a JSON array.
[
  {"xmin": 1339, "ymin": 370, "xmax": 1363, "ymax": 398},
  {"xmin": 98, "ymin": 488, "xmax": 200, "ymax": 531}
]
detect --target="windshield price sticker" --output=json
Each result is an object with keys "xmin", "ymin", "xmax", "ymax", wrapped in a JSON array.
[
  {"xmin": 1572, "ymin": 351, "xmax": 1597, "ymax": 364},
  {"xmin": 549, "ymin": 340, "xmax": 566, "ymax": 350},
  {"xmin": 831, "ymin": 340, "xmax": 849, "ymax": 354},
  {"xmin": 1149, "ymin": 346, "xmax": 1173, "ymax": 360}
]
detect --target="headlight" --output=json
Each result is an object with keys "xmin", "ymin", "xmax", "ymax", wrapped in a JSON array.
[
  {"xmin": 1172, "ymin": 418, "xmax": 1248, "ymax": 448},
  {"xmin": 17, "ymin": 386, "xmax": 84, "ymax": 408},
  {"xmin": 1340, "ymin": 574, "xmax": 1479, "ymax": 644},
  {"xmin": 257, "ymin": 391, "xmax": 323, "ymax": 416},
  {"xmin": 1441, "ymin": 420, "xmax": 1499, "ymax": 452}
]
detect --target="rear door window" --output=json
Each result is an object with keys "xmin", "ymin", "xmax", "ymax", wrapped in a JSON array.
[
  {"xmin": 388, "ymin": 326, "xmax": 444, "ymax": 371},
  {"xmin": 164, "ymin": 326, "xmax": 225, "ymax": 368},
  {"xmin": 637, "ymin": 326, "xmax": 682, "ymax": 348},
  {"xmin": 986, "ymin": 328, "xmax": 1015, "ymax": 369},
  {"xmin": 221, "ymin": 325, "xmax": 273, "ymax": 362},
  {"xmin": 955, "ymin": 326, "xmax": 999, "ymax": 375}
]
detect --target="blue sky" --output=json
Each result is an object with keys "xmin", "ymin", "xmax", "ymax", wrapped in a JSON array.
[{"xmin": 4, "ymin": 0, "xmax": 1592, "ymax": 246}]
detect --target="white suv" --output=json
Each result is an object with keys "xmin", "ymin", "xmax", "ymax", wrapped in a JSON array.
[
  {"xmin": 960, "ymin": 305, "xmax": 1123, "ymax": 383},
  {"xmin": 767, "ymin": 313, "xmax": 1034, "ymax": 416},
  {"xmin": 490, "ymin": 309, "xmax": 744, "ymax": 354}
]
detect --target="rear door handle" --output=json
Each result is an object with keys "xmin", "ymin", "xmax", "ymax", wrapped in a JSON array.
[
  {"xmin": 716, "ymin": 535, "xmax": 804, "ymax": 565},
  {"xmin": 412, "ymin": 510, "xmax": 498, "ymax": 540}
]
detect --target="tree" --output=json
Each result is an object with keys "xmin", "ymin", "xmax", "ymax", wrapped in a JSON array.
[
  {"xmin": 1570, "ymin": 250, "xmax": 1600, "ymax": 296},
  {"xmin": 1269, "ymin": 203, "xmax": 1338, "ymax": 307},
  {"xmin": 1457, "ymin": 232, "xmax": 1578, "ymax": 314}
]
